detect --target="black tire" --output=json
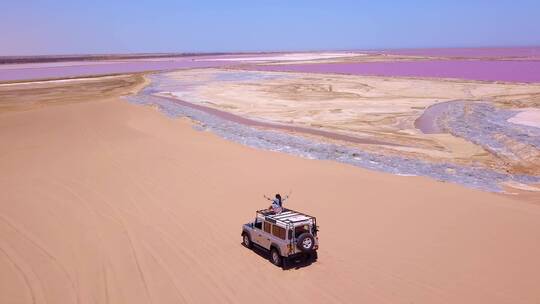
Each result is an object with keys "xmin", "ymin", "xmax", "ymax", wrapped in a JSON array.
[
  {"xmin": 296, "ymin": 233, "xmax": 315, "ymax": 252},
  {"xmin": 282, "ymin": 256, "xmax": 289, "ymax": 268},
  {"xmin": 242, "ymin": 233, "xmax": 252, "ymax": 249},
  {"xmin": 270, "ymin": 247, "xmax": 282, "ymax": 267},
  {"xmin": 309, "ymin": 250, "xmax": 318, "ymax": 261}
]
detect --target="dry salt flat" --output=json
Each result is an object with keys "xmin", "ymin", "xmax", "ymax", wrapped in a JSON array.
[{"xmin": 127, "ymin": 72, "xmax": 540, "ymax": 192}]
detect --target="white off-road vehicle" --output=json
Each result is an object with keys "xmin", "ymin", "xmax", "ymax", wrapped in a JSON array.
[{"xmin": 241, "ymin": 208, "xmax": 319, "ymax": 267}]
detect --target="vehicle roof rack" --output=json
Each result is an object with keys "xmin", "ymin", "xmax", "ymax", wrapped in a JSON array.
[{"xmin": 256, "ymin": 208, "xmax": 316, "ymax": 227}]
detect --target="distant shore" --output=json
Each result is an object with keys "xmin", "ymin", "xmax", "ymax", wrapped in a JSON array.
[
  {"xmin": 0, "ymin": 52, "xmax": 240, "ymax": 64},
  {"xmin": 3, "ymin": 47, "xmax": 540, "ymax": 83}
]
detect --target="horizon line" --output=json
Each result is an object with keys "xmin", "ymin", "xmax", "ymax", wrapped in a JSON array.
[{"xmin": 2, "ymin": 44, "xmax": 540, "ymax": 58}]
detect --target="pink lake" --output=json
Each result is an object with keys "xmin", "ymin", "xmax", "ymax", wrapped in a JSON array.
[
  {"xmin": 379, "ymin": 47, "xmax": 540, "ymax": 58},
  {"xmin": 254, "ymin": 60, "xmax": 540, "ymax": 83}
]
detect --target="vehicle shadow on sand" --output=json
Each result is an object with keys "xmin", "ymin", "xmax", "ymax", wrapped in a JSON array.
[{"xmin": 242, "ymin": 243, "xmax": 318, "ymax": 270}]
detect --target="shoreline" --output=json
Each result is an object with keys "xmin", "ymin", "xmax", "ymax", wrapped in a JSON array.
[
  {"xmin": 3, "ymin": 47, "xmax": 540, "ymax": 84},
  {"xmin": 127, "ymin": 73, "xmax": 540, "ymax": 192},
  {"xmin": 155, "ymin": 94, "xmax": 402, "ymax": 147}
]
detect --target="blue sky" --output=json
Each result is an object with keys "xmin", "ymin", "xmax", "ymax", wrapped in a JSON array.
[{"xmin": 1, "ymin": 0, "xmax": 539, "ymax": 55}]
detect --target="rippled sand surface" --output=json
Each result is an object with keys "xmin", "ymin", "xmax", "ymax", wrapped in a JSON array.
[{"xmin": 2, "ymin": 74, "xmax": 540, "ymax": 304}]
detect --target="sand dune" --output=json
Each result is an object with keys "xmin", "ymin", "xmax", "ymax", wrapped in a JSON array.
[{"xmin": 1, "ymin": 76, "xmax": 540, "ymax": 303}]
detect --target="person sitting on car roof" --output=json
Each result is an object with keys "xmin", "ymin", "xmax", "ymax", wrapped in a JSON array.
[
  {"xmin": 264, "ymin": 193, "xmax": 288, "ymax": 213},
  {"xmin": 264, "ymin": 193, "xmax": 288, "ymax": 207}
]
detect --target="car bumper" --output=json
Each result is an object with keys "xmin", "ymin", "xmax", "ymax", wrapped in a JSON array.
[{"xmin": 286, "ymin": 250, "xmax": 317, "ymax": 260}]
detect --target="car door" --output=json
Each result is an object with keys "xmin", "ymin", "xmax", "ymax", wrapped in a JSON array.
[
  {"xmin": 258, "ymin": 221, "xmax": 272, "ymax": 249},
  {"xmin": 252, "ymin": 218, "xmax": 264, "ymax": 246}
]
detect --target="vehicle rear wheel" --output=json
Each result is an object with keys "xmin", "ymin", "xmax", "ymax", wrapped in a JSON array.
[
  {"xmin": 270, "ymin": 248, "xmax": 282, "ymax": 267},
  {"xmin": 242, "ymin": 233, "xmax": 252, "ymax": 249},
  {"xmin": 310, "ymin": 250, "xmax": 318, "ymax": 261}
]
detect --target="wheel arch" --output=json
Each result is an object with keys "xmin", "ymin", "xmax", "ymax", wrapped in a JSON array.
[{"xmin": 270, "ymin": 243, "xmax": 282, "ymax": 256}]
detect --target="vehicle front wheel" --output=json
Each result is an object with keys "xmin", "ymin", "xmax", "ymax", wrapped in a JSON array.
[
  {"xmin": 242, "ymin": 233, "xmax": 252, "ymax": 249},
  {"xmin": 270, "ymin": 248, "xmax": 282, "ymax": 267}
]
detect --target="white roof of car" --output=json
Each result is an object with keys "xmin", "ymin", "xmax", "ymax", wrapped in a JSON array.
[
  {"xmin": 273, "ymin": 211, "xmax": 311, "ymax": 222},
  {"xmin": 257, "ymin": 209, "xmax": 314, "ymax": 227}
]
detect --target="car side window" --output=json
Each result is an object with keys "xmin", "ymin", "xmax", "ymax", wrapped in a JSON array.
[
  {"xmin": 254, "ymin": 219, "xmax": 262, "ymax": 230},
  {"xmin": 272, "ymin": 225, "xmax": 286, "ymax": 240},
  {"xmin": 263, "ymin": 221, "xmax": 271, "ymax": 233}
]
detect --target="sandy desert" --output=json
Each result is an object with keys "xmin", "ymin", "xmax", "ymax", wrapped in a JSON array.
[{"xmin": 1, "ymin": 49, "xmax": 540, "ymax": 304}]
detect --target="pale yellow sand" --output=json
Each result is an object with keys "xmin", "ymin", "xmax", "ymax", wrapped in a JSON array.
[{"xmin": 1, "ymin": 75, "xmax": 540, "ymax": 303}]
